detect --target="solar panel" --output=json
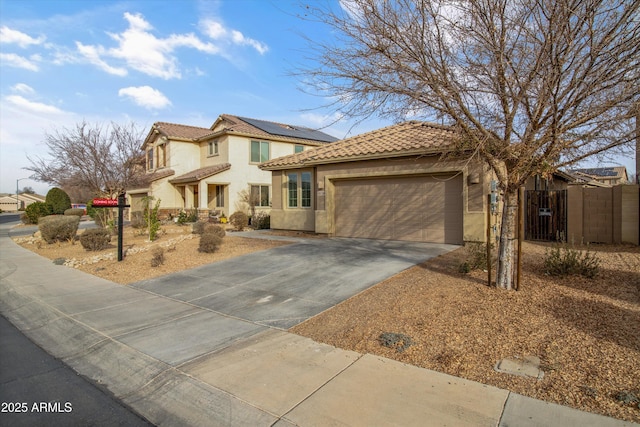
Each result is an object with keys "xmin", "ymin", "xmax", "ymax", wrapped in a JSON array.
[
  {"xmin": 573, "ymin": 168, "xmax": 617, "ymax": 177},
  {"xmin": 238, "ymin": 116, "xmax": 338, "ymax": 143}
]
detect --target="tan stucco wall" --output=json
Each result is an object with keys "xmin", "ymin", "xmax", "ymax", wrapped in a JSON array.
[
  {"xmin": 269, "ymin": 155, "xmax": 490, "ymax": 241},
  {"xmin": 566, "ymin": 184, "xmax": 639, "ymax": 245}
]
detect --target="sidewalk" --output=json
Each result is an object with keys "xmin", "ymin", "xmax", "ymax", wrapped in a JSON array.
[{"xmin": 0, "ymin": 223, "xmax": 637, "ymax": 426}]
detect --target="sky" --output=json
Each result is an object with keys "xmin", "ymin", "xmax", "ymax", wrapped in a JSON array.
[{"xmin": 0, "ymin": 0, "xmax": 636, "ymax": 196}]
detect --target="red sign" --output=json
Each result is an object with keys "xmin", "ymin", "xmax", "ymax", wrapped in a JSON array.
[{"xmin": 92, "ymin": 198, "xmax": 119, "ymax": 207}]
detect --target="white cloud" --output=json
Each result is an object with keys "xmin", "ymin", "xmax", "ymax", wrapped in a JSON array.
[
  {"xmin": 201, "ymin": 19, "xmax": 268, "ymax": 54},
  {"xmin": 75, "ymin": 42, "xmax": 127, "ymax": 76},
  {"xmin": 0, "ymin": 53, "xmax": 39, "ymax": 71},
  {"xmin": 11, "ymin": 83, "xmax": 35, "ymax": 95},
  {"xmin": 118, "ymin": 85, "xmax": 172, "ymax": 110},
  {"xmin": 0, "ymin": 26, "xmax": 46, "ymax": 48},
  {"xmin": 5, "ymin": 95, "xmax": 65, "ymax": 115}
]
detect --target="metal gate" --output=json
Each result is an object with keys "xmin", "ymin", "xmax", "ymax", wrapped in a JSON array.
[{"xmin": 525, "ymin": 190, "xmax": 567, "ymax": 241}]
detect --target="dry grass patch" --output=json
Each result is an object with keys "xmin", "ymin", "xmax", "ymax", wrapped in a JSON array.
[
  {"xmin": 14, "ymin": 223, "xmax": 290, "ymax": 284},
  {"xmin": 291, "ymin": 241, "xmax": 640, "ymax": 423}
]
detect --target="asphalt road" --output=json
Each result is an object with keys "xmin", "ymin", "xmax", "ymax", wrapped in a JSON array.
[
  {"xmin": 0, "ymin": 315, "xmax": 153, "ymax": 427},
  {"xmin": 0, "ymin": 213, "xmax": 21, "ymax": 224}
]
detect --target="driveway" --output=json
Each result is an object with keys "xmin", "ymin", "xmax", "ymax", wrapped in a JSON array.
[{"xmin": 131, "ymin": 237, "xmax": 458, "ymax": 329}]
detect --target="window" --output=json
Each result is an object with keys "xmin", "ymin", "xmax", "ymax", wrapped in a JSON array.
[
  {"xmin": 287, "ymin": 173, "xmax": 298, "ymax": 207},
  {"xmin": 147, "ymin": 148, "xmax": 154, "ymax": 170},
  {"xmin": 301, "ymin": 172, "xmax": 311, "ymax": 207},
  {"xmin": 294, "ymin": 145, "xmax": 304, "ymax": 154},
  {"xmin": 215, "ymin": 185, "xmax": 224, "ymax": 208},
  {"xmin": 250, "ymin": 185, "xmax": 270, "ymax": 207},
  {"xmin": 287, "ymin": 172, "xmax": 312, "ymax": 208},
  {"xmin": 251, "ymin": 140, "xmax": 270, "ymax": 163},
  {"xmin": 208, "ymin": 140, "xmax": 219, "ymax": 156},
  {"xmin": 158, "ymin": 143, "xmax": 167, "ymax": 168}
]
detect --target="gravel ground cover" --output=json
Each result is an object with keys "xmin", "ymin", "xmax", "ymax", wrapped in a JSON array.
[{"xmin": 12, "ymin": 224, "xmax": 640, "ymax": 422}]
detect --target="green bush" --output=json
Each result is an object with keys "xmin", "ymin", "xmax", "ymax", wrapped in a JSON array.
[
  {"xmin": 543, "ymin": 243, "xmax": 600, "ymax": 279},
  {"xmin": 79, "ymin": 228, "xmax": 111, "ymax": 251},
  {"xmin": 229, "ymin": 211, "xmax": 248, "ymax": 231},
  {"xmin": 45, "ymin": 188, "xmax": 71, "ymax": 215},
  {"xmin": 198, "ymin": 232, "xmax": 223, "ymax": 253},
  {"xmin": 64, "ymin": 208, "xmax": 85, "ymax": 217},
  {"xmin": 150, "ymin": 247, "xmax": 165, "ymax": 267},
  {"xmin": 24, "ymin": 202, "xmax": 53, "ymax": 224},
  {"xmin": 38, "ymin": 215, "xmax": 80, "ymax": 244},
  {"xmin": 252, "ymin": 211, "xmax": 270, "ymax": 229}
]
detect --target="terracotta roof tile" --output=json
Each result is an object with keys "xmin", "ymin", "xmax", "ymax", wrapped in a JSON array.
[
  {"xmin": 169, "ymin": 163, "xmax": 231, "ymax": 184},
  {"xmin": 260, "ymin": 121, "xmax": 458, "ymax": 169},
  {"xmin": 153, "ymin": 122, "xmax": 216, "ymax": 140}
]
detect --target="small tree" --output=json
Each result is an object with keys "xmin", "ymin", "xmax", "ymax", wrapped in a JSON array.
[
  {"xmin": 26, "ymin": 121, "xmax": 146, "ymax": 197},
  {"xmin": 142, "ymin": 196, "xmax": 161, "ymax": 241},
  {"xmin": 299, "ymin": 0, "xmax": 639, "ymax": 290},
  {"xmin": 45, "ymin": 187, "xmax": 71, "ymax": 215}
]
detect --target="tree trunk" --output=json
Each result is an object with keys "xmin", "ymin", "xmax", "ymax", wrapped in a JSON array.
[{"xmin": 496, "ymin": 188, "xmax": 518, "ymax": 290}]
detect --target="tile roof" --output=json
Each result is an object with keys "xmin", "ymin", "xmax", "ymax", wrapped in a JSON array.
[
  {"xmin": 146, "ymin": 115, "xmax": 339, "ymax": 148},
  {"xmin": 260, "ymin": 121, "xmax": 458, "ymax": 169},
  {"xmin": 169, "ymin": 163, "xmax": 231, "ymax": 184},
  {"xmin": 152, "ymin": 122, "xmax": 217, "ymax": 141}
]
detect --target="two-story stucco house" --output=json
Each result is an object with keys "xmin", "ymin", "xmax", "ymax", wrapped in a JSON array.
[{"xmin": 128, "ymin": 114, "xmax": 338, "ymax": 218}]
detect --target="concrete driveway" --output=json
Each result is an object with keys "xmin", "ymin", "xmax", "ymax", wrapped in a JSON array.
[{"xmin": 131, "ymin": 237, "xmax": 458, "ymax": 329}]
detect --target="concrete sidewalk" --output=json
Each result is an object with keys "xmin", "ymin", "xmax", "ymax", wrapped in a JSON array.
[{"xmin": 0, "ymin": 225, "xmax": 636, "ymax": 426}]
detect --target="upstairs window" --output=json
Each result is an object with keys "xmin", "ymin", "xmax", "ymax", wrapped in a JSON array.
[
  {"xmin": 208, "ymin": 140, "xmax": 219, "ymax": 156},
  {"xmin": 251, "ymin": 140, "xmax": 270, "ymax": 163},
  {"xmin": 294, "ymin": 145, "xmax": 304, "ymax": 154},
  {"xmin": 147, "ymin": 147, "xmax": 154, "ymax": 170}
]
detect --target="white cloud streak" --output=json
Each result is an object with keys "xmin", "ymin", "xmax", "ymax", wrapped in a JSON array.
[
  {"xmin": 0, "ymin": 53, "xmax": 39, "ymax": 71},
  {"xmin": 118, "ymin": 85, "xmax": 172, "ymax": 109},
  {"xmin": 5, "ymin": 95, "xmax": 65, "ymax": 115},
  {"xmin": 11, "ymin": 83, "xmax": 35, "ymax": 94},
  {"xmin": 0, "ymin": 26, "xmax": 46, "ymax": 47}
]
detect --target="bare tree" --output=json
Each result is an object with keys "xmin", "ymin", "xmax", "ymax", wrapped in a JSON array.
[
  {"xmin": 26, "ymin": 121, "xmax": 146, "ymax": 198},
  {"xmin": 299, "ymin": 0, "xmax": 639, "ymax": 290}
]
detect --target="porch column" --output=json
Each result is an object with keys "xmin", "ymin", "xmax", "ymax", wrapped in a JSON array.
[{"xmin": 198, "ymin": 181, "xmax": 208, "ymax": 210}]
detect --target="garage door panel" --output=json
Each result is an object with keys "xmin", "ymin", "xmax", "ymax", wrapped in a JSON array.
[{"xmin": 335, "ymin": 175, "xmax": 463, "ymax": 244}]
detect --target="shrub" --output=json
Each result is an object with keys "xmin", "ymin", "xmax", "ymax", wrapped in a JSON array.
[
  {"xmin": 24, "ymin": 202, "xmax": 53, "ymax": 224},
  {"xmin": 79, "ymin": 228, "xmax": 111, "ymax": 251},
  {"xmin": 543, "ymin": 243, "xmax": 600, "ymax": 278},
  {"xmin": 64, "ymin": 208, "xmax": 85, "ymax": 217},
  {"xmin": 199, "ymin": 232, "xmax": 222, "ymax": 253},
  {"xmin": 143, "ymin": 198, "xmax": 161, "ymax": 241},
  {"xmin": 130, "ymin": 211, "xmax": 146, "ymax": 229},
  {"xmin": 252, "ymin": 211, "xmax": 270, "ymax": 230},
  {"xmin": 458, "ymin": 242, "xmax": 495, "ymax": 273},
  {"xmin": 38, "ymin": 215, "xmax": 80, "ymax": 244},
  {"xmin": 191, "ymin": 220, "xmax": 209, "ymax": 235},
  {"xmin": 45, "ymin": 187, "xmax": 71, "ymax": 215},
  {"xmin": 150, "ymin": 247, "xmax": 165, "ymax": 267},
  {"xmin": 203, "ymin": 224, "xmax": 226, "ymax": 238},
  {"xmin": 229, "ymin": 211, "xmax": 248, "ymax": 231}
]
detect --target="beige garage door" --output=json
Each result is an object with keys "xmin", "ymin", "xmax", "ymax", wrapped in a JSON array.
[{"xmin": 334, "ymin": 174, "xmax": 463, "ymax": 244}]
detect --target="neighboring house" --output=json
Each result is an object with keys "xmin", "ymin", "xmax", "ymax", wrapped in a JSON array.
[
  {"xmin": 260, "ymin": 121, "xmax": 492, "ymax": 245},
  {"xmin": 568, "ymin": 167, "xmax": 629, "ymax": 186},
  {"xmin": 0, "ymin": 193, "xmax": 45, "ymax": 212},
  {"xmin": 128, "ymin": 114, "xmax": 338, "ymax": 218}
]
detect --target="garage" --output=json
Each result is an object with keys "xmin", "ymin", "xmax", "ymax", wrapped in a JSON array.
[{"xmin": 334, "ymin": 174, "xmax": 464, "ymax": 244}]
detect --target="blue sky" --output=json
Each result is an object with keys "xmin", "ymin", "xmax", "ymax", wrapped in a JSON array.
[
  {"xmin": 0, "ymin": 0, "xmax": 376, "ymax": 195},
  {"xmin": 0, "ymin": 0, "xmax": 635, "ymax": 195}
]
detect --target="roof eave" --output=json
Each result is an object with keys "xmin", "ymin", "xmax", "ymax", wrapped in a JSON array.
[{"xmin": 260, "ymin": 147, "xmax": 452, "ymax": 171}]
